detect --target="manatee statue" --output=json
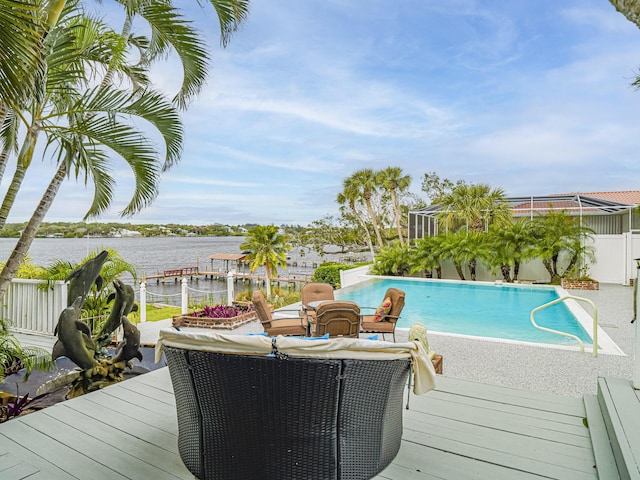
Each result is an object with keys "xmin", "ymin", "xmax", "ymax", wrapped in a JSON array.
[
  {"xmin": 94, "ymin": 280, "xmax": 138, "ymax": 351},
  {"xmin": 65, "ymin": 250, "xmax": 109, "ymax": 308},
  {"xmin": 52, "ymin": 296, "xmax": 99, "ymax": 370},
  {"xmin": 113, "ymin": 317, "xmax": 143, "ymax": 364}
]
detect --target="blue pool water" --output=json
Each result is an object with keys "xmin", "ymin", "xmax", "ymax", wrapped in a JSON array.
[{"xmin": 337, "ymin": 278, "xmax": 592, "ymax": 346}]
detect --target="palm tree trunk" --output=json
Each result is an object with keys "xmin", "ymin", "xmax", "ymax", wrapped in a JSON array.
[
  {"xmin": 435, "ymin": 264, "xmax": 442, "ymax": 279},
  {"xmin": 265, "ymin": 264, "xmax": 272, "ymax": 300},
  {"xmin": 364, "ymin": 197, "xmax": 384, "ymax": 248},
  {"xmin": 0, "ymin": 163, "xmax": 67, "ymax": 301},
  {"xmin": 513, "ymin": 261, "xmax": 521, "ymax": 281},
  {"xmin": 390, "ymin": 188, "xmax": 404, "ymax": 246},
  {"xmin": 0, "ymin": 123, "xmax": 40, "ymax": 232},
  {"xmin": 468, "ymin": 258, "xmax": 477, "ymax": 281},
  {"xmin": 500, "ymin": 264, "xmax": 512, "ymax": 282},
  {"xmin": 455, "ymin": 263, "xmax": 465, "ymax": 280},
  {"xmin": 351, "ymin": 205, "xmax": 375, "ymax": 258}
]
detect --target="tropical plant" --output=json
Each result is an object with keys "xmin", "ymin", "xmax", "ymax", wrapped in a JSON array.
[
  {"xmin": 420, "ymin": 171, "xmax": 466, "ymax": 204},
  {"xmin": 311, "ymin": 262, "xmax": 362, "ymax": 289},
  {"xmin": 531, "ymin": 210, "xmax": 595, "ymax": 283},
  {"xmin": 376, "ymin": 167, "xmax": 411, "ymax": 246},
  {"xmin": 0, "ymin": 0, "xmax": 250, "ymax": 302},
  {"xmin": 438, "ymin": 230, "xmax": 489, "ymax": 281},
  {"xmin": 485, "ymin": 220, "xmax": 537, "ymax": 282},
  {"xmin": 409, "ymin": 236, "xmax": 441, "ymax": 278},
  {"xmin": 371, "ymin": 243, "xmax": 411, "ymax": 276},
  {"xmin": 0, "ymin": 318, "xmax": 53, "ymax": 383},
  {"xmin": 350, "ymin": 168, "xmax": 385, "ymax": 248},
  {"xmin": 240, "ymin": 225, "xmax": 290, "ymax": 300},
  {"xmin": 438, "ymin": 183, "xmax": 512, "ymax": 233}
]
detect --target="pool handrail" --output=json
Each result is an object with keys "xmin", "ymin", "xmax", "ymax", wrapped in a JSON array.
[{"xmin": 530, "ymin": 295, "xmax": 598, "ymax": 357}]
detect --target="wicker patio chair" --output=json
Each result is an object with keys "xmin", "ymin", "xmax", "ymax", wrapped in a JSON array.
[
  {"xmin": 310, "ymin": 300, "xmax": 360, "ymax": 338},
  {"xmin": 158, "ymin": 331, "xmax": 436, "ymax": 480},
  {"xmin": 360, "ymin": 287, "xmax": 406, "ymax": 342},
  {"xmin": 252, "ymin": 290, "xmax": 308, "ymax": 336}
]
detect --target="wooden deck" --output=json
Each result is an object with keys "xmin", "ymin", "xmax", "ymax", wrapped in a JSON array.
[{"xmin": 1, "ymin": 368, "xmax": 621, "ymax": 480}]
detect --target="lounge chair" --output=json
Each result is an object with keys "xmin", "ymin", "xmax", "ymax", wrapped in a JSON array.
[
  {"xmin": 252, "ymin": 290, "xmax": 308, "ymax": 336},
  {"xmin": 310, "ymin": 300, "xmax": 360, "ymax": 338},
  {"xmin": 157, "ymin": 330, "xmax": 437, "ymax": 480},
  {"xmin": 360, "ymin": 287, "xmax": 405, "ymax": 342}
]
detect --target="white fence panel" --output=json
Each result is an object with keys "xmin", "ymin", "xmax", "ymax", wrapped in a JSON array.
[{"xmin": 1, "ymin": 279, "xmax": 67, "ymax": 335}]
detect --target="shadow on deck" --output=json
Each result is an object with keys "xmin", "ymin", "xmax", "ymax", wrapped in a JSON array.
[{"xmin": 0, "ymin": 368, "xmax": 638, "ymax": 479}]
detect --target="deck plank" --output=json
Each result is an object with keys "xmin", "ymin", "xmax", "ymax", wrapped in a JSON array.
[{"xmin": 0, "ymin": 367, "xmax": 609, "ymax": 480}]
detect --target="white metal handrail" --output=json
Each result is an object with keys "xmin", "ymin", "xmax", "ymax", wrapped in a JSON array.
[{"xmin": 530, "ymin": 295, "xmax": 599, "ymax": 357}]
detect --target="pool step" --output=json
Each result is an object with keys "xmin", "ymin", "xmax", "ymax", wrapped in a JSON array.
[{"xmin": 583, "ymin": 394, "xmax": 619, "ymax": 479}]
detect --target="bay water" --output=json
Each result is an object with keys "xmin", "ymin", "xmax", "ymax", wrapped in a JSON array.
[{"xmin": 0, "ymin": 237, "xmax": 348, "ymax": 305}]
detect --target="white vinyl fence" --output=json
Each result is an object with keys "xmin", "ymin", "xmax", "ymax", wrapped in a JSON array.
[{"xmin": 1, "ymin": 279, "xmax": 67, "ymax": 335}]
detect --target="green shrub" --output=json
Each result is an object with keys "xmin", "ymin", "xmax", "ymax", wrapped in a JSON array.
[{"xmin": 312, "ymin": 262, "xmax": 369, "ymax": 289}]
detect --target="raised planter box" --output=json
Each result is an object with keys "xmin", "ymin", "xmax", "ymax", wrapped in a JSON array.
[
  {"xmin": 561, "ymin": 278, "xmax": 600, "ymax": 290},
  {"xmin": 172, "ymin": 310, "xmax": 257, "ymax": 329}
]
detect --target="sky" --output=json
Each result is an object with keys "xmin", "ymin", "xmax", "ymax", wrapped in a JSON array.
[{"xmin": 4, "ymin": 0, "xmax": 640, "ymax": 226}]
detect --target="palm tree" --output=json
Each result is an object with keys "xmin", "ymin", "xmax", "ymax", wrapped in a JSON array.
[
  {"xmin": 438, "ymin": 230, "xmax": 489, "ymax": 281},
  {"xmin": 240, "ymin": 225, "xmax": 290, "ymax": 300},
  {"xmin": 337, "ymin": 177, "xmax": 375, "ymax": 258},
  {"xmin": 409, "ymin": 236, "xmax": 440, "ymax": 278},
  {"xmin": 531, "ymin": 210, "xmax": 595, "ymax": 283},
  {"xmin": 370, "ymin": 242, "xmax": 411, "ymax": 276},
  {"xmin": 376, "ymin": 167, "xmax": 411, "ymax": 246},
  {"xmin": 438, "ymin": 183, "xmax": 512, "ymax": 233},
  {"xmin": 486, "ymin": 220, "xmax": 536, "ymax": 282},
  {"xmin": 350, "ymin": 169, "xmax": 385, "ymax": 248}
]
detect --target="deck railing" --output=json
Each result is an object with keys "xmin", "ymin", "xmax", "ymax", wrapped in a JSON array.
[{"xmin": 2, "ymin": 279, "xmax": 67, "ymax": 335}]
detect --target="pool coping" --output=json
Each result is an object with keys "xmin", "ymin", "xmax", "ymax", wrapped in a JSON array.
[{"xmin": 343, "ymin": 275, "xmax": 626, "ymax": 357}]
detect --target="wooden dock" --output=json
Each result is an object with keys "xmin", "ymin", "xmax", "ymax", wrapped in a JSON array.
[
  {"xmin": 142, "ymin": 266, "xmax": 311, "ymax": 286},
  {"xmin": 2, "ymin": 367, "xmax": 638, "ymax": 479}
]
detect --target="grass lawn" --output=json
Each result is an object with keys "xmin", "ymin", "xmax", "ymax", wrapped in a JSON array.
[{"xmin": 130, "ymin": 304, "xmax": 182, "ymax": 323}]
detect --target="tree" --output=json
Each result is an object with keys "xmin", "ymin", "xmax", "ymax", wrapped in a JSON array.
[
  {"xmin": 0, "ymin": 0, "xmax": 250, "ymax": 300},
  {"xmin": 531, "ymin": 210, "xmax": 595, "ymax": 283},
  {"xmin": 349, "ymin": 169, "xmax": 385, "ymax": 248},
  {"xmin": 376, "ymin": 167, "xmax": 411, "ymax": 246},
  {"xmin": 486, "ymin": 220, "xmax": 536, "ymax": 282},
  {"xmin": 438, "ymin": 230, "xmax": 489, "ymax": 281},
  {"xmin": 438, "ymin": 183, "xmax": 512, "ymax": 233},
  {"xmin": 420, "ymin": 171, "xmax": 466, "ymax": 204},
  {"xmin": 0, "ymin": 318, "xmax": 53, "ymax": 383},
  {"xmin": 337, "ymin": 177, "xmax": 375, "ymax": 258},
  {"xmin": 240, "ymin": 225, "xmax": 290, "ymax": 300}
]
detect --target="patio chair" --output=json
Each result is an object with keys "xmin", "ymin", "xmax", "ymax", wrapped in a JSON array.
[
  {"xmin": 252, "ymin": 290, "xmax": 308, "ymax": 336},
  {"xmin": 300, "ymin": 281, "xmax": 335, "ymax": 322},
  {"xmin": 360, "ymin": 287, "xmax": 405, "ymax": 342},
  {"xmin": 158, "ymin": 331, "xmax": 436, "ymax": 480},
  {"xmin": 310, "ymin": 300, "xmax": 360, "ymax": 338}
]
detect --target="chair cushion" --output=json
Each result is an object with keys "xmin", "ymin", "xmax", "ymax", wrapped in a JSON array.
[
  {"xmin": 374, "ymin": 297, "xmax": 392, "ymax": 322},
  {"xmin": 361, "ymin": 318, "xmax": 395, "ymax": 333},
  {"xmin": 267, "ymin": 319, "xmax": 308, "ymax": 336}
]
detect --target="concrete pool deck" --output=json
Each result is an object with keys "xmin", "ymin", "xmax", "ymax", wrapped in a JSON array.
[{"xmin": 132, "ymin": 283, "xmax": 636, "ymax": 398}]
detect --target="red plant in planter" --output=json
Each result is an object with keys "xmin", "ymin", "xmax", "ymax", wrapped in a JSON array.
[{"xmin": 199, "ymin": 304, "xmax": 252, "ymax": 318}]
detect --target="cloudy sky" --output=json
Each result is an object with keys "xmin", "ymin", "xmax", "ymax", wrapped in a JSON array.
[{"xmin": 5, "ymin": 0, "xmax": 640, "ymax": 225}]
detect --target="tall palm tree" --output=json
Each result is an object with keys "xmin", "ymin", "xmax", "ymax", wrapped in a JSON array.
[
  {"xmin": 350, "ymin": 169, "xmax": 385, "ymax": 248},
  {"xmin": 240, "ymin": 225, "xmax": 290, "ymax": 300},
  {"xmin": 337, "ymin": 177, "xmax": 375, "ymax": 258},
  {"xmin": 376, "ymin": 167, "xmax": 411, "ymax": 246}
]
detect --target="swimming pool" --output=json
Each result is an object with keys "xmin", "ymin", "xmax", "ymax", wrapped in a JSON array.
[{"xmin": 337, "ymin": 277, "xmax": 621, "ymax": 353}]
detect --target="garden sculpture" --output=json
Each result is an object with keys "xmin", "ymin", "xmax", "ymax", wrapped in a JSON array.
[{"xmin": 50, "ymin": 252, "xmax": 143, "ymax": 397}]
